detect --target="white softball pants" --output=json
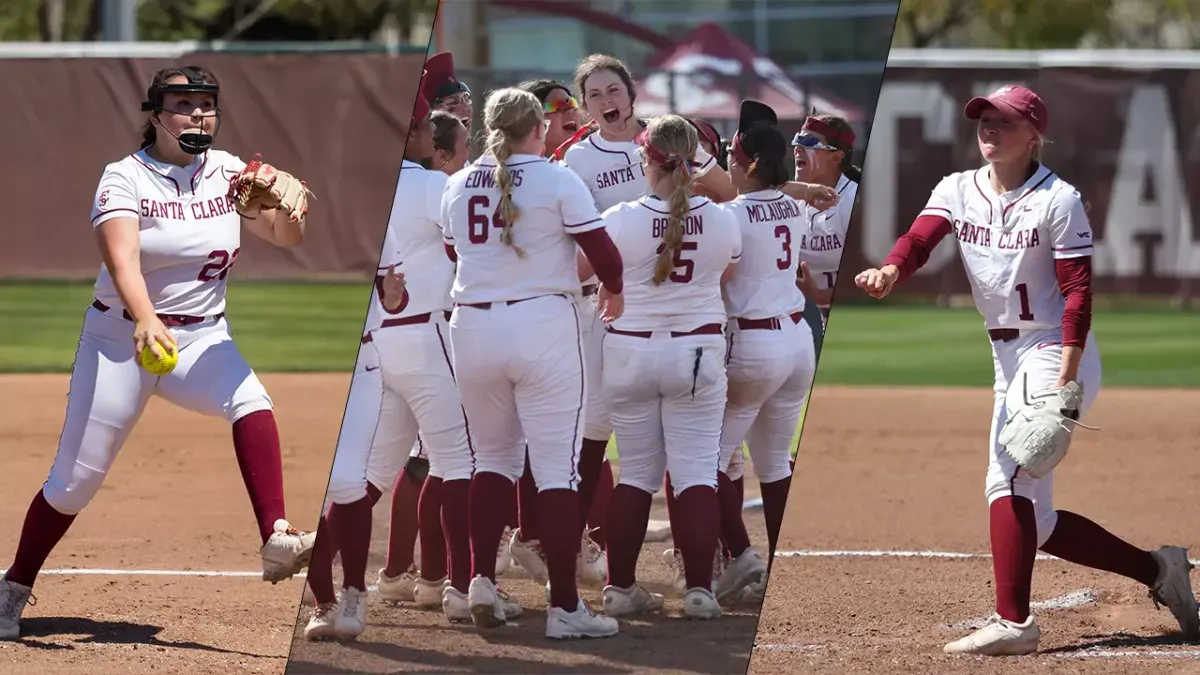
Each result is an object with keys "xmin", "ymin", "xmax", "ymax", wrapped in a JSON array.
[
  {"xmin": 603, "ymin": 328, "xmax": 728, "ymax": 496},
  {"xmin": 719, "ymin": 316, "xmax": 815, "ymax": 484},
  {"xmin": 450, "ymin": 294, "xmax": 585, "ymax": 491},
  {"xmin": 985, "ymin": 327, "xmax": 1102, "ymax": 546},
  {"xmin": 44, "ymin": 304, "xmax": 272, "ymax": 515},
  {"xmin": 575, "ymin": 292, "xmax": 613, "ymax": 442}
]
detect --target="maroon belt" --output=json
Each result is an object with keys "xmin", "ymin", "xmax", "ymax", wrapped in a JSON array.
[
  {"xmin": 988, "ymin": 328, "xmax": 1020, "ymax": 342},
  {"xmin": 380, "ymin": 310, "xmax": 452, "ymax": 330},
  {"xmin": 735, "ymin": 312, "xmax": 806, "ymax": 331},
  {"xmin": 607, "ymin": 322, "xmax": 723, "ymax": 339},
  {"xmin": 91, "ymin": 299, "xmax": 222, "ymax": 328},
  {"xmin": 456, "ymin": 294, "xmax": 562, "ymax": 310}
]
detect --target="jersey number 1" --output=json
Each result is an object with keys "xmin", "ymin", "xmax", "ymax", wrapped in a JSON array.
[
  {"xmin": 197, "ymin": 248, "xmax": 241, "ymax": 282},
  {"xmin": 1014, "ymin": 282, "xmax": 1035, "ymax": 321}
]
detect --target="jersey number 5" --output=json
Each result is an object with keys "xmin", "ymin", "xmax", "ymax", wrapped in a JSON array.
[
  {"xmin": 197, "ymin": 248, "xmax": 240, "ymax": 282},
  {"xmin": 655, "ymin": 241, "xmax": 697, "ymax": 284},
  {"xmin": 467, "ymin": 195, "xmax": 504, "ymax": 244}
]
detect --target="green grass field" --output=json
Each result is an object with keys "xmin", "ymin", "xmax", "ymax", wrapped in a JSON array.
[{"xmin": 3, "ymin": 282, "xmax": 1196, "ymax": 389}]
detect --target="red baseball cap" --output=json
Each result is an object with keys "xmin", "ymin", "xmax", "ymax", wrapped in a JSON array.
[{"xmin": 964, "ymin": 85, "xmax": 1049, "ymax": 135}]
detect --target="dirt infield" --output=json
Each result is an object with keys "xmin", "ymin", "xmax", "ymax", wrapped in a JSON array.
[
  {"xmin": 750, "ymin": 386, "xmax": 1200, "ymax": 674},
  {"xmin": 285, "ymin": 484, "xmax": 769, "ymax": 674},
  {"xmin": 0, "ymin": 373, "xmax": 348, "ymax": 675}
]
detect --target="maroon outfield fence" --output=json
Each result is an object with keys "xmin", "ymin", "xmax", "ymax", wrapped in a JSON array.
[{"xmin": 842, "ymin": 49, "xmax": 1200, "ymax": 304}]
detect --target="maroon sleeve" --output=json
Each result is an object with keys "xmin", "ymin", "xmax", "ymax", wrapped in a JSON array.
[
  {"xmin": 444, "ymin": 243, "xmax": 457, "ymax": 263},
  {"xmin": 571, "ymin": 228, "xmax": 623, "ymax": 294},
  {"xmin": 1056, "ymin": 256, "xmax": 1092, "ymax": 347},
  {"xmin": 882, "ymin": 215, "xmax": 953, "ymax": 284}
]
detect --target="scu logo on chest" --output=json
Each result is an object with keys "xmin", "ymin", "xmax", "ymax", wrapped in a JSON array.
[
  {"xmin": 798, "ymin": 233, "xmax": 842, "ymax": 252},
  {"xmin": 954, "ymin": 220, "xmax": 1041, "ymax": 250},
  {"xmin": 140, "ymin": 195, "xmax": 237, "ymax": 221}
]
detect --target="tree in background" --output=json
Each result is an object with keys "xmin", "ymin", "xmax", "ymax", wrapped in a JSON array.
[{"xmin": 0, "ymin": 0, "xmax": 440, "ymax": 42}]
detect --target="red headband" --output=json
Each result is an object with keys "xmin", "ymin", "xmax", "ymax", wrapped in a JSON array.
[
  {"xmin": 730, "ymin": 132, "xmax": 752, "ymax": 168},
  {"xmin": 636, "ymin": 128, "xmax": 699, "ymax": 176},
  {"xmin": 802, "ymin": 116, "xmax": 855, "ymax": 148}
]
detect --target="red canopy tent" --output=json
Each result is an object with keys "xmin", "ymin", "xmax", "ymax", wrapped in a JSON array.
[{"xmin": 636, "ymin": 22, "xmax": 863, "ymax": 126}]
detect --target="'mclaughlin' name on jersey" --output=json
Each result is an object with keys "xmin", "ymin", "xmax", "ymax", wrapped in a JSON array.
[
  {"xmin": 722, "ymin": 189, "xmax": 807, "ymax": 320},
  {"xmin": 921, "ymin": 163, "xmax": 1093, "ymax": 330},
  {"xmin": 603, "ymin": 195, "xmax": 741, "ymax": 332},
  {"xmin": 365, "ymin": 160, "xmax": 452, "ymax": 334},
  {"xmin": 90, "ymin": 149, "xmax": 246, "ymax": 317},
  {"xmin": 441, "ymin": 154, "xmax": 604, "ymax": 305}
]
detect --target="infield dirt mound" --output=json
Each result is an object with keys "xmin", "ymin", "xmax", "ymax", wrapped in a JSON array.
[{"xmin": 750, "ymin": 386, "xmax": 1200, "ymax": 675}]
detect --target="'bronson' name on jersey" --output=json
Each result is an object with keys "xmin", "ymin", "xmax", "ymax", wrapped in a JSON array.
[{"xmin": 90, "ymin": 149, "xmax": 248, "ymax": 317}]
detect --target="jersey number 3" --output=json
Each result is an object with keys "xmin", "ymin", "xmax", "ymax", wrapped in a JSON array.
[
  {"xmin": 774, "ymin": 225, "xmax": 792, "ymax": 270},
  {"xmin": 655, "ymin": 241, "xmax": 697, "ymax": 283},
  {"xmin": 197, "ymin": 248, "xmax": 241, "ymax": 282}
]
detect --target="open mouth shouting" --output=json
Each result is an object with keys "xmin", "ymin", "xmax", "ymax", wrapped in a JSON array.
[
  {"xmin": 602, "ymin": 107, "xmax": 621, "ymax": 124},
  {"xmin": 563, "ymin": 120, "xmax": 579, "ymax": 132}
]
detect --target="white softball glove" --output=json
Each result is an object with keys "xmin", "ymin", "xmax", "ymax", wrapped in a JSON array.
[{"xmin": 998, "ymin": 378, "xmax": 1097, "ymax": 479}]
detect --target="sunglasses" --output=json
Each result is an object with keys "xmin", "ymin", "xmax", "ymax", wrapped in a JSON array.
[
  {"xmin": 792, "ymin": 133, "xmax": 838, "ymax": 152},
  {"xmin": 543, "ymin": 96, "xmax": 579, "ymax": 114}
]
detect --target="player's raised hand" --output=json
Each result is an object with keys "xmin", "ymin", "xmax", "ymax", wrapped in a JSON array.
[
  {"xmin": 802, "ymin": 183, "xmax": 839, "ymax": 211},
  {"xmin": 133, "ymin": 316, "xmax": 177, "ymax": 360},
  {"xmin": 854, "ymin": 265, "xmax": 898, "ymax": 300},
  {"xmin": 381, "ymin": 264, "xmax": 408, "ymax": 313},
  {"xmin": 597, "ymin": 285, "xmax": 624, "ymax": 323},
  {"xmin": 797, "ymin": 261, "xmax": 820, "ymax": 298}
]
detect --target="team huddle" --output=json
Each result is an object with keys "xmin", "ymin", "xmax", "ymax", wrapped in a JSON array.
[{"xmin": 303, "ymin": 51, "xmax": 860, "ymax": 641}]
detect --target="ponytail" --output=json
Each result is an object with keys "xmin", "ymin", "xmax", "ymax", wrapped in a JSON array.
[
  {"xmin": 485, "ymin": 129, "xmax": 525, "ymax": 258},
  {"xmin": 140, "ymin": 119, "xmax": 156, "ymax": 150},
  {"xmin": 654, "ymin": 160, "xmax": 693, "ymax": 285}
]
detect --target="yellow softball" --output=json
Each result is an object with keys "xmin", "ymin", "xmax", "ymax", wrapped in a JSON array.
[{"xmin": 139, "ymin": 343, "xmax": 179, "ymax": 376}]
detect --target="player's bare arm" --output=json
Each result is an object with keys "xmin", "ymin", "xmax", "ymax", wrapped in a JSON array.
[
  {"xmin": 798, "ymin": 261, "xmax": 834, "ymax": 305},
  {"xmin": 694, "ymin": 164, "xmax": 738, "ymax": 203},
  {"xmin": 94, "ymin": 217, "xmax": 177, "ymax": 357},
  {"xmin": 780, "ymin": 180, "xmax": 839, "ymax": 211},
  {"xmin": 576, "ymin": 250, "xmax": 595, "ymax": 283},
  {"xmin": 379, "ymin": 264, "xmax": 408, "ymax": 313},
  {"xmin": 242, "ymin": 202, "xmax": 306, "ymax": 247}
]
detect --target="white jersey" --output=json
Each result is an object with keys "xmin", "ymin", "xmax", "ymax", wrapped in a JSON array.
[
  {"xmin": 603, "ymin": 195, "xmax": 741, "ymax": 332},
  {"xmin": 90, "ymin": 149, "xmax": 246, "ymax": 317},
  {"xmin": 921, "ymin": 163, "xmax": 1093, "ymax": 330},
  {"xmin": 561, "ymin": 131, "xmax": 717, "ymax": 213},
  {"xmin": 365, "ymin": 160, "xmax": 452, "ymax": 334},
  {"xmin": 442, "ymin": 154, "xmax": 604, "ymax": 304},
  {"xmin": 721, "ymin": 189, "xmax": 808, "ymax": 319},
  {"xmin": 796, "ymin": 174, "xmax": 857, "ymax": 303}
]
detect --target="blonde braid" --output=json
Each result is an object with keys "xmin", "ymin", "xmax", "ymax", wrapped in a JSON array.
[
  {"xmin": 482, "ymin": 88, "xmax": 544, "ymax": 258},
  {"xmin": 648, "ymin": 115, "xmax": 698, "ymax": 285}
]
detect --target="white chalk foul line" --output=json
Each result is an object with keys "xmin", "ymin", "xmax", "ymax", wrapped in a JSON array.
[
  {"xmin": 773, "ymin": 549, "xmax": 1200, "ymax": 565},
  {"xmin": 0, "ymin": 568, "xmax": 305, "ymax": 578},
  {"xmin": 945, "ymin": 589, "xmax": 1096, "ymax": 630},
  {"xmin": 1057, "ymin": 649, "xmax": 1200, "ymax": 660}
]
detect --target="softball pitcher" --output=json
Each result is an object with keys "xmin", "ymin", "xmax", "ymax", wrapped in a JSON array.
[
  {"xmin": 714, "ymin": 101, "xmax": 815, "ymax": 605},
  {"xmin": 596, "ymin": 114, "xmax": 740, "ymax": 622},
  {"xmin": 441, "ymin": 87, "xmax": 624, "ymax": 639},
  {"xmin": 857, "ymin": 84, "xmax": 1198, "ymax": 655},
  {"xmin": 0, "ymin": 66, "xmax": 315, "ymax": 641}
]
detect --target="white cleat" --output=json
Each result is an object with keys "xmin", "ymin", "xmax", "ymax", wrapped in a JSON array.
[
  {"xmin": 376, "ymin": 566, "xmax": 419, "ymax": 603},
  {"xmin": 943, "ymin": 614, "xmax": 1040, "ymax": 656},
  {"xmin": 739, "ymin": 577, "xmax": 767, "ymax": 605},
  {"xmin": 509, "ymin": 531, "xmax": 549, "ymax": 585},
  {"xmin": 261, "ymin": 519, "xmax": 316, "ymax": 584},
  {"xmin": 333, "ymin": 587, "xmax": 369, "ymax": 640},
  {"xmin": 602, "ymin": 583, "xmax": 664, "ymax": 618},
  {"xmin": 303, "ymin": 602, "xmax": 339, "ymax": 641},
  {"xmin": 497, "ymin": 527, "xmax": 515, "ymax": 577},
  {"xmin": 1150, "ymin": 545, "xmax": 1200, "ymax": 638},
  {"xmin": 442, "ymin": 585, "xmax": 471, "ymax": 623},
  {"xmin": 663, "ymin": 549, "xmax": 687, "ymax": 595},
  {"xmin": 546, "ymin": 598, "xmax": 619, "ymax": 639},
  {"xmin": 716, "ymin": 547, "xmax": 767, "ymax": 604},
  {"xmin": 683, "ymin": 587, "xmax": 723, "ymax": 620},
  {"xmin": 467, "ymin": 575, "xmax": 522, "ymax": 628},
  {"xmin": 0, "ymin": 578, "xmax": 34, "ymax": 641},
  {"xmin": 413, "ymin": 576, "xmax": 447, "ymax": 609},
  {"xmin": 577, "ymin": 529, "xmax": 607, "ymax": 588}
]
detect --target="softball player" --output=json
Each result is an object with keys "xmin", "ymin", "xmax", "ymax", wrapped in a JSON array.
[
  {"xmin": 441, "ymin": 87, "xmax": 624, "ymax": 639},
  {"xmin": 0, "ymin": 67, "xmax": 316, "ymax": 641},
  {"xmin": 425, "ymin": 52, "xmax": 472, "ymax": 128},
  {"xmin": 856, "ymin": 84, "xmax": 1198, "ymax": 655},
  {"xmin": 428, "ymin": 111, "xmax": 470, "ymax": 175},
  {"xmin": 714, "ymin": 101, "xmax": 815, "ymax": 606},
  {"xmin": 596, "ymin": 114, "xmax": 740, "ymax": 622},
  {"xmin": 792, "ymin": 113, "xmax": 860, "ymax": 327}
]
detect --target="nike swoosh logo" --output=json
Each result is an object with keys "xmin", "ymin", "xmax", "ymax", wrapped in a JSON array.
[
  {"xmin": 365, "ymin": 366, "xmax": 380, "ymax": 372},
  {"xmin": 1036, "ymin": 343, "xmax": 1057, "ymax": 350}
]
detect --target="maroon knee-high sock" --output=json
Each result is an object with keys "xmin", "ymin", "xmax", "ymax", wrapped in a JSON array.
[
  {"xmin": 441, "ymin": 478, "xmax": 471, "ymax": 593},
  {"xmin": 1040, "ymin": 511, "xmax": 1158, "ymax": 586},
  {"xmin": 384, "ymin": 468, "xmax": 423, "ymax": 577},
  {"xmin": 605, "ymin": 484, "xmax": 652, "ymax": 589},
  {"xmin": 991, "ymin": 496, "xmax": 1038, "ymax": 622},
  {"xmin": 517, "ymin": 455, "xmax": 540, "ymax": 541},
  {"xmin": 729, "ymin": 476, "xmax": 745, "ymax": 557},
  {"xmin": 576, "ymin": 439, "xmax": 608, "ymax": 536},
  {"xmin": 5, "ymin": 491, "xmax": 77, "ymax": 587},
  {"xmin": 673, "ymin": 485, "xmax": 720, "ymax": 591},
  {"xmin": 232, "ymin": 410, "xmax": 287, "ymax": 543},
  {"xmin": 306, "ymin": 511, "xmax": 337, "ymax": 605},
  {"xmin": 470, "ymin": 472, "xmax": 513, "ymax": 581},
  {"xmin": 328, "ymin": 496, "xmax": 373, "ymax": 591},
  {"xmin": 717, "ymin": 473, "xmax": 752, "ymax": 558},
  {"xmin": 759, "ymin": 476, "xmax": 791, "ymax": 564},
  {"xmin": 417, "ymin": 477, "xmax": 447, "ymax": 580},
  {"xmin": 367, "ymin": 482, "xmax": 383, "ymax": 507},
  {"xmin": 664, "ymin": 472, "xmax": 680, "ymax": 539},
  {"xmin": 586, "ymin": 458, "xmax": 614, "ymax": 548},
  {"xmin": 538, "ymin": 488, "xmax": 582, "ymax": 610}
]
